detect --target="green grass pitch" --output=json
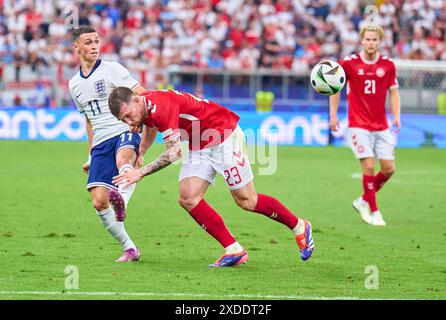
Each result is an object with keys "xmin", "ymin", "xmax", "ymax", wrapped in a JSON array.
[{"xmin": 0, "ymin": 140, "xmax": 445, "ymax": 300}]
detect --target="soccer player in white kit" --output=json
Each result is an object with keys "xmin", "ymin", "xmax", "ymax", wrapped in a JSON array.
[
  {"xmin": 69, "ymin": 27, "xmax": 156, "ymax": 261},
  {"xmin": 329, "ymin": 25, "xmax": 401, "ymax": 226}
]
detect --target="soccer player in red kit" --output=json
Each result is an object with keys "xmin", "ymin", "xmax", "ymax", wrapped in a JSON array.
[
  {"xmin": 329, "ymin": 25, "xmax": 401, "ymax": 226},
  {"xmin": 108, "ymin": 87, "xmax": 315, "ymax": 266}
]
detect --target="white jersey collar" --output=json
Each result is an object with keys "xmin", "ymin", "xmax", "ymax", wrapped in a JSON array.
[{"xmin": 359, "ymin": 51, "xmax": 380, "ymax": 65}]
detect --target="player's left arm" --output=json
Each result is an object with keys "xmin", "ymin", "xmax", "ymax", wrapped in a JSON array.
[
  {"xmin": 389, "ymin": 87, "xmax": 401, "ymax": 131},
  {"xmin": 112, "ymin": 135, "xmax": 182, "ymax": 188},
  {"xmin": 110, "ymin": 62, "xmax": 146, "ymax": 133},
  {"xmin": 388, "ymin": 62, "xmax": 401, "ymax": 131}
]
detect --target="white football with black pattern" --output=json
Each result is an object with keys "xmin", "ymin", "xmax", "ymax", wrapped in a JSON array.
[{"xmin": 310, "ymin": 60, "xmax": 346, "ymax": 96}]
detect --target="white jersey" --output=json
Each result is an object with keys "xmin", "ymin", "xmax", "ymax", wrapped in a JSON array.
[{"xmin": 69, "ymin": 60, "xmax": 140, "ymax": 147}]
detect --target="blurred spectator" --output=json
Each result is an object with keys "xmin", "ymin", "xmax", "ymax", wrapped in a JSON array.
[
  {"xmin": 0, "ymin": 62, "xmax": 3, "ymax": 86},
  {"xmin": 207, "ymin": 49, "xmax": 224, "ymax": 69},
  {"xmin": 0, "ymin": 0, "xmax": 444, "ymax": 85},
  {"xmin": 13, "ymin": 49, "xmax": 24, "ymax": 82},
  {"xmin": 13, "ymin": 94, "xmax": 22, "ymax": 107}
]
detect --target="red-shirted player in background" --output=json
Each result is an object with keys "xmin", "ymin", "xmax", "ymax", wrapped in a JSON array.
[
  {"xmin": 329, "ymin": 25, "xmax": 401, "ymax": 226},
  {"xmin": 108, "ymin": 88, "xmax": 315, "ymax": 267}
]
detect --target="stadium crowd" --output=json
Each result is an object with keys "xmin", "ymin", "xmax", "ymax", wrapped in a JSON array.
[{"xmin": 0, "ymin": 0, "xmax": 445, "ymax": 80}]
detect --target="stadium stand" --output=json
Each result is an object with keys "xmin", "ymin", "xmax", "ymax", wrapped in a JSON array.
[{"xmin": 0, "ymin": 0, "xmax": 445, "ymax": 109}]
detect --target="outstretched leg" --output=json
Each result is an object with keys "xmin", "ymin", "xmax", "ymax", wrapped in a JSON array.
[
  {"xmin": 375, "ymin": 159, "xmax": 394, "ymax": 192},
  {"xmin": 230, "ymin": 182, "xmax": 314, "ymax": 261},
  {"xmin": 179, "ymin": 177, "xmax": 248, "ymax": 267}
]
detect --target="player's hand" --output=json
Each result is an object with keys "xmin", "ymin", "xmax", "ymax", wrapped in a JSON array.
[
  {"xmin": 135, "ymin": 154, "xmax": 144, "ymax": 168},
  {"xmin": 392, "ymin": 117, "xmax": 401, "ymax": 133},
  {"xmin": 82, "ymin": 161, "xmax": 90, "ymax": 174},
  {"xmin": 130, "ymin": 125, "xmax": 142, "ymax": 134},
  {"xmin": 112, "ymin": 168, "xmax": 143, "ymax": 189},
  {"xmin": 329, "ymin": 116, "xmax": 340, "ymax": 132}
]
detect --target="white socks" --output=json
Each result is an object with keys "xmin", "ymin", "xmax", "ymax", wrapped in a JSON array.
[
  {"xmin": 118, "ymin": 164, "xmax": 136, "ymax": 208},
  {"xmin": 225, "ymin": 241, "xmax": 244, "ymax": 254},
  {"xmin": 96, "ymin": 163, "xmax": 136, "ymax": 251},
  {"xmin": 97, "ymin": 206, "xmax": 135, "ymax": 250},
  {"xmin": 292, "ymin": 219, "xmax": 305, "ymax": 236}
]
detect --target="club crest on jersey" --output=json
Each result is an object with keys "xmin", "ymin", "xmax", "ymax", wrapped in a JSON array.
[
  {"xmin": 94, "ymin": 79, "xmax": 107, "ymax": 96},
  {"xmin": 376, "ymin": 68, "xmax": 385, "ymax": 78},
  {"xmin": 358, "ymin": 69, "xmax": 364, "ymax": 75}
]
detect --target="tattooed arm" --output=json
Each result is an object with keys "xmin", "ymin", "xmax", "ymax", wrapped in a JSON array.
[
  {"xmin": 140, "ymin": 136, "xmax": 182, "ymax": 177},
  {"xmin": 112, "ymin": 135, "xmax": 182, "ymax": 188}
]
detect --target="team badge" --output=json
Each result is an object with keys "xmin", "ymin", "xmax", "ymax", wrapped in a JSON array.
[
  {"xmin": 376, "ymin": 68, "xmax": 385, "ymax": 78},
  {"xmin": 94, "ymin": 79, "xmax": 106, "ymax": 95}
]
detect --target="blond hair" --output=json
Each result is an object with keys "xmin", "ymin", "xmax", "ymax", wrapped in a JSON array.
[{"xmin": 360, "ymin": 25, "xmax": 384, "ymax": 40}]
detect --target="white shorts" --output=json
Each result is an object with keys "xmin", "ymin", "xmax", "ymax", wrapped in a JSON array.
[
  {"xmin": 179, "ymin": 126, "xmax": 254, "ymax": 190},
  {"xmin": 349, "ymin": 128, "xmax": 395, "ymax": 160}
]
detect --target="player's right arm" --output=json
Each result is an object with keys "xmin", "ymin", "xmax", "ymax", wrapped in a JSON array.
[
  {"xmin": 112, "ymin": 91, "xmax": 183, "ymax": 187},
  {"xmin": 69, "ymin": 81, "xmax": 93, "ymax": 174},
  {"xmin": 329, "ymin": 92, "xmax": 341, "ymax": 131},
  {"xmin": 329, "ymin": 58, "xmax": 349, "ymax": 132},
  {"xmin": 139, "ymin": 134, "xmax": 182, "ymax": 177},
  {"xmin": 112, "ymin": 135, "xmax": 182, "ymax": 188},
  {"xmin": 82, "ymin": 116, "xmax": 94, "ymax": 174}
]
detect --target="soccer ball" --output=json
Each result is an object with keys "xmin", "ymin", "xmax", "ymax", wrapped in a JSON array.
[{"xmin": 310, "ymin": 60, "xmax": 346, "ymax": 96}]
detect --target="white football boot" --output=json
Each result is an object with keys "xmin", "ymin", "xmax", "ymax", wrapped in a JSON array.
[
  {"xmin": 370, "ymin": 210, "xmax": 386, "ymax": 226},
  {"xmin": 352, "ymin": 197, "xmax": 373, "ymax": 225}
]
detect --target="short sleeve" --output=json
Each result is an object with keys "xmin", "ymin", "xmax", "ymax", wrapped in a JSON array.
[
  {"xmin": 109, "ymin": 61, "xmax": 140, "ymax": 90},
  {"xmin": 388, "ymin": 61, "xmax": 399, "ymax": 90}
]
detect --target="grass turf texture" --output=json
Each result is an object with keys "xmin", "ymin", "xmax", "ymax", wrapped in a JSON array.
[{"xmin": 0, "ymin": 141, "xmax": 445, "ymax": 300}]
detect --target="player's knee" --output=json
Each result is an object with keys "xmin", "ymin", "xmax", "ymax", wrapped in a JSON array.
[
  {"xmin": 179, "ymin": 196, "xmax": 200, "ymax": 212},
  {"xmin": 234, "ymin": 195, "xmax": 257, "ymax": 211},
  {"xmin": 117, "ymin": 158, "xmax": 134, "ymax": 170},
  {"xmin": 92, "ymin": 197, "xmax": 109, "ymax": 212},
  {"xmin": 363, "ymin": 164, "xmax": 375, "ymax": 175},
  {"xmin": 382, "ymin": 165, "xmax": 395, "ymax": 177}
]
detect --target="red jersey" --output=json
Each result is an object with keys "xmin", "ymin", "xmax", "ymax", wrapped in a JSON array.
[
  {"xmin": 339, "ymin": 52, "xmax": 398, "ymax": 131},
  {"xmin": 141, "ymin": 90, "xmax": 240, "ymax": 150}
]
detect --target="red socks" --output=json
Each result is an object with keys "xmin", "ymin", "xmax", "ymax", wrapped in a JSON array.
[
  {"xmin": 253, "ymin": 194, "xmax": 299, "ymax": 229},
  {"xmin": 374, "ymin": 171, "xmax": 390, "ymax": 193},
  {"xmin": 189, "ymin": 199, "xmax": 236, "ymax": 248},
  {"xmin": 362, "ymin": 172, "xmax": 392, "ymax": 212},
  {"xmin": 362, "ymin": 175, "xmax": 378, "ymax": 212},
  {"xmin": 188, "ymin": 195, "xmax": 299, "ymax": 249}
]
